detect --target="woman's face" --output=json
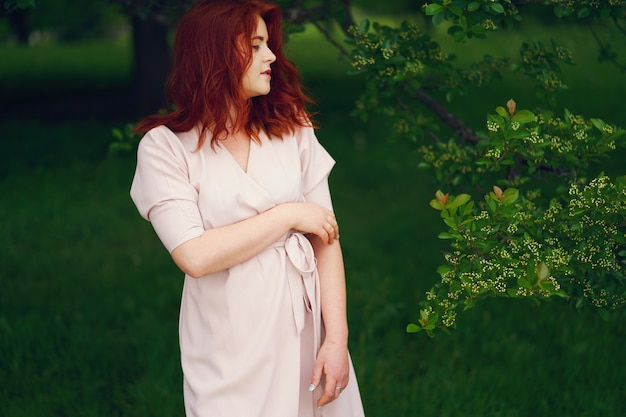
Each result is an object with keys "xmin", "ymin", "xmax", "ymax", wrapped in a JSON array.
[{"xmin": 241, "ymin": 16, "xmax": 276, "ymax": 99}]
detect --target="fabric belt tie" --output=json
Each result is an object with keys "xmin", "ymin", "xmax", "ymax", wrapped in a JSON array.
[{"xmin": 273, "ymin": 232, "xmax": 321, "ymax": 353}]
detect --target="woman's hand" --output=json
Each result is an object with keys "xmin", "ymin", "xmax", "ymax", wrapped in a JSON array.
[
  {"xmin": 309, "ymin": 340, "xmax": 350, "ymax": 408},
  {"xmin": 284, "ymin": 202, "xmax": 338, "ymax": 245}
]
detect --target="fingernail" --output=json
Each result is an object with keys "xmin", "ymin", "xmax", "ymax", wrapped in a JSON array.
[{"xmin": 308, "ymin": 384, "xmax": 315, "ymax": 392}]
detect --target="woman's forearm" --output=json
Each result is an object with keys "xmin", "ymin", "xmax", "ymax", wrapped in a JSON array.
[
  {"xmin": 171, "ymin": 204, "xmax": 292, "ymax": 277},
  {"xmin": 310, "ymin": 236, "xmax": 349, "ymax": 346},
  {"xmin": 172, "ymin": 202, "xmax": 338, "ymax": 278}
]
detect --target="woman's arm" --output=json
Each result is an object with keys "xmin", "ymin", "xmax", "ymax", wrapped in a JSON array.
[
  {"xmin": 171, "ymin": 202, "xmax": 338, "ymax": 278},
  {"xmin": 308, "ymin": 236, "xmax": 351, "ymax": 408}
]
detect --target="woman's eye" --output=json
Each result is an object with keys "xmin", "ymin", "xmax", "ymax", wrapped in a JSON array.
[{"xmin": 252, "ymin": 45, "xmax": 260, "ymax": 51}]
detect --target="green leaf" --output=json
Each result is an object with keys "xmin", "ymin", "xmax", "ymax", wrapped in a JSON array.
[
  {"xmin": 388, "ymin": 55, "xmax": 406, "ymax": 65},
  {"xmin": 577, "ymin": 7, "xmax": 590, "ymax": 19},
  {"xmin": 598, "ymin": 308, "xmax": 610, "ymax": 321},
  {"xmin": 591, "ymin": 118, "xmax": 606, "ymax": 131},
  {"xmin": 490, "ymin": 3, "xmax": 505, "ymax": 14},
  {"xmin": 501, "ymin": 188, "xmax": 519, "ymax": 205},
  {"xmin": 430, "ymin": 199, "xmax": 446, "ymax": 210},
  {"xmin": 495, "ymin": 106, "xmax": 509, "ymax": 118},
  {"xmin": 600, "ymin": 7, "xmax": 611, "ymax": 20},
  {"xmin": 467, "ymin": 1, "xmax": 480, "ymax": 12},
  {"xmin": 452, "ymin": 30, "xmax": 467, "ymax": 43},
  {"xmin": 432, "ymin": 10, "xmax": 446, "ymax": 26},
  {"xmin": 109, "ymin": 142, "xmax": 132, "ymax": 153},
  {"xmin": 460, "ymin": 218, "xmax": 473, "ymax": 226},
  {"xmin": 536, "ymin": 262, "xmax": 550, "ymax": 281},
  {"xmin": 112, "ymin": 127, "xmax": 123, "ymax": 141},
  {"xmin": 406, "ymin": 323, "xmax": 421, "ymax": 333},
  {"xmin": 437, "ymin": 265, "xmax": 453, "ymax": 275},
  {"xmin": 461, "ymin": 200, "xmax": 474, "ymax": 216},
  {"xmin": 554, "ymin": 4, "xmax": 570, "ymax": 18},
  {"xmin": 469, "ymin": 24, "xmax": 486, "ymax": 35},
  {"xmin": 453, "ymin": 193, "xmax": 472, "ymax": 206},
  {"xmin": 507, "ymin": 130, "xmax": 530, "ymax": 139},
  {"xmin": 449, "ymin": 6, "xmax": 464, "ymax": 17},
  {"xmin": 425, "ymin": 3, "xmax": 444, "ymax": 15},
  {"xmin": 359, "ymin": 19, "xmax": 370, "ymax": 32},
  {"xmin": 448, "ymin": 25, "xmax": 462, "ymax": 35},
  {"xmin": 438, "ymin": 232, "xmax": 460, "ymax": 239},
  {"xmin": 511, "ymin": 110, "xmax": 536, "ymax": 124},
  {"xmin": 443, "ymin": 218, "xmax": 458, "ymax": 230}
]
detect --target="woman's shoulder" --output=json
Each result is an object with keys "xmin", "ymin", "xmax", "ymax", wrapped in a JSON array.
[
  {"xmin": 291, "ymin": 124, "xmax": 322, "ymax": 149},
  {"xmin": 288, "ymin": 123, "xmax": 315, "ymax": 141},
  {"xmin": 138, "ymin": 125, "xmax": 200, "ymax": 153}
]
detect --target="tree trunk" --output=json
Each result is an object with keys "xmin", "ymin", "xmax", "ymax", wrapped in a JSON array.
[
  {"xmin": 131, "ymin": 15, "xmax": 170, "ymax": 117},
  {"xmin": 8, "ymin": 8, "xmax": 29, "ymax": 44}
]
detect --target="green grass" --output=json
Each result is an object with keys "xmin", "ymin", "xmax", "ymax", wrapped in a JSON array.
[
  {"xmin": 0, "ymin": 153, "xmax": 184, "ymax": 417},
  {"xmin": 2, "ymin": 17, "xmax": 626, "ymax": 417},
  {"xmin": 0, "ymin": 37, "xmax": 132, "ymax": 99}
]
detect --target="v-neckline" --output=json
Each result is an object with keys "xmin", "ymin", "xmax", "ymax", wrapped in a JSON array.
[{"xmin": 221, "ymin": 135, "xmax": 253, "ymax": 174}]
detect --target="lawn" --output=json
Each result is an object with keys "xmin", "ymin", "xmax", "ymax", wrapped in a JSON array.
[{"xmin": 1, "ymin": 13, "xmax": 626, "ymax": 417}]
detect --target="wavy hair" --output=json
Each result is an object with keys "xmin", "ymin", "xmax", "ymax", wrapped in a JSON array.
[{"xmin": 134, "ymin": 0, "xmax": 315, "ymax": 149}]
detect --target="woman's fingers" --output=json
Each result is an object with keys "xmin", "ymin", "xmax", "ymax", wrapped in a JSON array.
[
  {"xmin": 324, "ymin": 221, "xmax": 337, "ymax": 243},
  {"xmin": 315, "ymin": 209, "xmax": 337, "ymax": 244},
  {"xmin": 290, "ymin": 203, "xmax": 339, "ymax": 243},
  {"xmin": 311, "ymin": 342, "xmax": 350, "ymax": 408},
  {"xmin": 326, "ymin": 210, "xmax": 338, "ymax": 241},
  {"xmin": 315, "ymin": 375, "xmax": 350, "ymax": 407}
]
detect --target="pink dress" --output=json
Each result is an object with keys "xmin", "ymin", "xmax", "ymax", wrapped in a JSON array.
[{"xmin": 130, "ymin": 125, "xmax": 365, "ymax": 417}]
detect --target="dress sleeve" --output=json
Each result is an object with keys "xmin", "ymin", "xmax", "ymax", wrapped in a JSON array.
[
  {"xmin": 130, "ymin": 126, "xmax": 205, "ymax": 253},
  {"xmin": 298, "ymin": 126, "xmax": 336, "ymax": 211}
]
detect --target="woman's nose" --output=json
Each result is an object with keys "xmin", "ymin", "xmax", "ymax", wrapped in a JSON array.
[{"xmin": 266, "ymin": 47, "xmax": 276, "ymax": 63}]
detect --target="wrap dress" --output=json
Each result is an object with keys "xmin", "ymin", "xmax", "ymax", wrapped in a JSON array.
[{"xmin": 130, "ymin": 125, "xmax": 365, "ymax": 417}]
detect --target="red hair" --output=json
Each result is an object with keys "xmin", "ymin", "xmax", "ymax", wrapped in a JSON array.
[{"xmin": 134, "ymin": 0, "xmax": 315, "ymax": 149}]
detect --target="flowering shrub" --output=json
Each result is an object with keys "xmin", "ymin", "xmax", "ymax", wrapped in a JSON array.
[
  {"xmin": 347, "ymin": 1, "xmax": 626, "ymax": 336},
  {"xmin": 410, "ymin": 104, "xmax": 626, "ymax": 336}
]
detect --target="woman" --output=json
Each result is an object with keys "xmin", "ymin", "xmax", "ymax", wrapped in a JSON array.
[{"xmin": 129, "ymin": 0, "xmax": 365, "ymax": 416}]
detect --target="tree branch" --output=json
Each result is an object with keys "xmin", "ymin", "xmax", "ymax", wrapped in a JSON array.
[
  {"xmin": 589, "ymin": 21, "xmax": 626, "ymax": 73},
  {"xmin": 281, "ymin": 4, "xmax": 329, "ymax": 25},
  {"xmin": 339, "ymin": 0, "xmax": 357, "ymax": 35},
  {"xmin": 612, "ymin": 15, "xmax": 626, "ymax": 37},
  {"xmin": 410, "ymin": 87, "xmax": 482, "ymax": 144},
  {"xmin": 394, "ymin": 93, "xmax": 443, "ymax": 143},
  {"xmin": 283, "ymin": 0, "xmax": 355, "ymax": 60},
  {"xmin": 310, "ymin": 20, "xmax": 351, "ymax": 60}
]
